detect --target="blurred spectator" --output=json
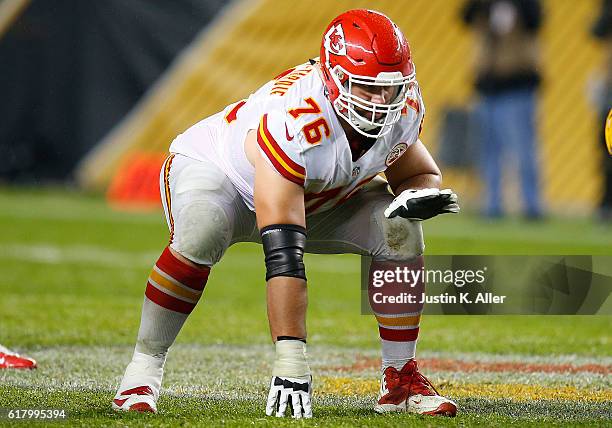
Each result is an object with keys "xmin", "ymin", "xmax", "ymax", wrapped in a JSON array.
[
  {"xmin": 462, "ymin": 0, "xmax": 543, "ymax": 219},
  {"xmin": 592, "ymin": 0, "xmax": 612, "ymax": 221}
]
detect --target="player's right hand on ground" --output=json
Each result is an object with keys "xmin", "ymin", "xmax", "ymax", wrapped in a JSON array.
[
  {"xmin": 266, "ymin": 375, "xmax": 312, "ymax": 418},
  {"xmin": 384, "ymin": 188, "xmax": 459, "ymax": 221}
]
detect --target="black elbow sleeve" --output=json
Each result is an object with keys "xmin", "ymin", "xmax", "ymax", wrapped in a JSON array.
[{"xmin": 260, "ymin": 224, "xmax": 307, "ymax": 281}]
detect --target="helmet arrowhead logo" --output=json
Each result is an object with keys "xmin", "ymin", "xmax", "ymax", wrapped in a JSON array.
[{"xmin": 324, "ymin": 24, "xmax": 347, "ymax": 56}]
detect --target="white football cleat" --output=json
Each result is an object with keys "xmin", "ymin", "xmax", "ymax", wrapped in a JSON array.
[
  {"xmin": 112, "ymin": 351, "xmax": 164, "ymax": 413},
  {"xmin": 374, "ymin": 360, "xmax": 457, "ymax": 416}
]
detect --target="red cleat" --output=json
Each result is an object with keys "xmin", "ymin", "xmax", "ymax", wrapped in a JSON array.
[
  {"xmin": 112, "ymin": 351, "xmax": 163, "ymax": 413},
  {"xmin": 0, "ymin": 346, "xmax": 37, "ymax": 369},
  {"xmin": 112, "ymin": 385, "xmax": 158, "ymax": 413},
  {"xmin": 374, "ymin": 359, "xmax": 457, "ymax": 416}
]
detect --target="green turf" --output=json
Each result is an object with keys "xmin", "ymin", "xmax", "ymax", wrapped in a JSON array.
[
  {"xmin": 0, "ymin": 187, "xmax": 610, "ymax": 426},
  {"xmin": 0, "ymin": 387, "xmax": 609, "ymax": 427}
]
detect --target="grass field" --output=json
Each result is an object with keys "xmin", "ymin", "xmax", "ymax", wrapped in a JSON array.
[{"xmin": 0, "ymin": 187, "xmax": 610, "ymax": 427}]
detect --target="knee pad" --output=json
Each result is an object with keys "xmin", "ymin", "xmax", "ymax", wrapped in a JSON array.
[
  {"xmin": 173, "ymin": 200, "xmax": 231, "ymax": 265},
  {"xmin": 380, "ymin": 215, "xmax": 425, "ymax": 259}
]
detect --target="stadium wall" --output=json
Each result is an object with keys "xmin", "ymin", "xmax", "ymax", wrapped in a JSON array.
[{"xmin": 76, "ymin": 0, "xmax": 606, "ymax": 215}]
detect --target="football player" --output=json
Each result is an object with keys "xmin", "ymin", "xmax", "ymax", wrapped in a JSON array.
[
  {"xmin": 113, "ymin": 9, "xmax": 459, "ymax": 418},
  {"xmin": 0, "ymin": 344, "xmax": 36, "ymax": 369}
]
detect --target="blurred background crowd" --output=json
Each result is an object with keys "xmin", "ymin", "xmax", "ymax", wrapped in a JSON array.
[{"xmin": 0, "ymin": 0, "xmax": 610, "ymax": 220}]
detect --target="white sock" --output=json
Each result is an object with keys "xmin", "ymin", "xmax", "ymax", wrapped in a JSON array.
[
  {"xmin": 381, "ymin": 338, "xmax": 416, "ymax": 371},
  {"xmin": 134, "ymin": 297, "xmax": 189, "ymax": 359}
]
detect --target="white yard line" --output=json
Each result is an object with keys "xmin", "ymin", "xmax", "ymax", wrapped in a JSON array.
[
  {"xmin": 0, "ymin": 205, "xmax": 162, "ymax": 224},
  {"xmin": 0, "ymin": 243, "xmax": 360, "ymax": 274},
  {"xmin": 0, "ymin": 345, "xmax": 609, "ymax": 397},
  {"xmin": 0, "ymin": 244, "xmax": 158, "ymax": 268}
]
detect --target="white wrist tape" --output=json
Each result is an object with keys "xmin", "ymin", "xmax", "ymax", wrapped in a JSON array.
[{"xmin": 272, "ymin": 340, "xmax": 311, "ymax": 378}]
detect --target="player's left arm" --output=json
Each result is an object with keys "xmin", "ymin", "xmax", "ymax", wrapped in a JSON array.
[
  {"xmin": 383, "ymin": 140, "xmax": 459, "ymax": 220},
  {"xmin": 384, "ymin": 139, "xmax": 441, "ymax": 195}
]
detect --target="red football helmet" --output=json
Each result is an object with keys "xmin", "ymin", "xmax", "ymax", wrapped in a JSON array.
[{"xmin": 320, "ymin": 9, "xmax": 417, "ymax": 138}]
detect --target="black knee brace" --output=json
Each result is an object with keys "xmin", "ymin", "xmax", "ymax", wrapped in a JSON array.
[{"xmin": 260, "ymin": 224, "xmax": 307, "ymax": 281}]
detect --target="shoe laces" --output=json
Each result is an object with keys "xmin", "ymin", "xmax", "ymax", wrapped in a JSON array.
[{"xmin": 385, "ymin": 360, "xmax": 440, "ymax": 397}]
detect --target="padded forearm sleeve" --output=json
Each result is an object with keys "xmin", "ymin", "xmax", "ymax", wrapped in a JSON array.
[{"xmin": 260, "ymin": 224, "xmax": 307, "ymax": 281}]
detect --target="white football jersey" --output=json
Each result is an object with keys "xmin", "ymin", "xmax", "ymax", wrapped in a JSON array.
[{"xmin": 169, "ymin": 61, "xmax": 425, "ymax": 215}]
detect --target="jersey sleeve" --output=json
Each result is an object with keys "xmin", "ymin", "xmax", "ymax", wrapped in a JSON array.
[{"xmin": 256, "ymin": 109, "xmax": 306, "ymax": 186}]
